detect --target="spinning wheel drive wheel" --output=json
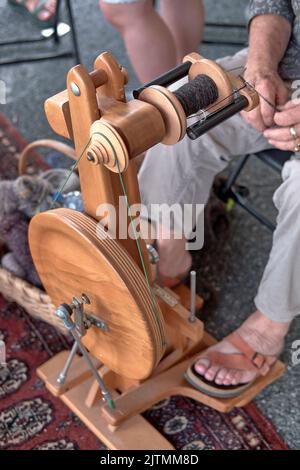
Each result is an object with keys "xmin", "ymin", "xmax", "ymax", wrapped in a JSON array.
[{"xmin": 29, "ymin": 208, "xmax": 166, "ymax": 381}]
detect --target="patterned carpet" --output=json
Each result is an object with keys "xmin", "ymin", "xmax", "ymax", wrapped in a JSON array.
[{"xmin": 0, "ymin": 112, "xmax": 289, "ymax": 450}]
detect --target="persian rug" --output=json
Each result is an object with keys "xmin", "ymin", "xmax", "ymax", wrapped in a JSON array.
[
  {"xmin": 0, "ymin": 295, "xmax": 289, "ymax": 450},
  {"xmin": 0, "ymin": 112, "xmax": 289, "ymax": 450}
]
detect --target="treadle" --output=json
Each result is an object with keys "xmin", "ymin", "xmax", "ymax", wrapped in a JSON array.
[
  {"xmin": 102, "ymin": 356, "xmax": 286, "ymax": 423},
  {"xmin": 38, "ymin": 347, "xmax": 285, "ymax": 449}
]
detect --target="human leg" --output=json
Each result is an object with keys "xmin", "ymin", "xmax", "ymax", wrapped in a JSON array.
[
  {"xmin": 99, "ymin": 0, "xmax": 177, "ymax": 82},
  {"xmin": 160, "ymin": 0, "xmax": 204, "ymax": 62},
  {"xmin": 192, "ymin": 158, "xmax": 300, "ymax": 390}
]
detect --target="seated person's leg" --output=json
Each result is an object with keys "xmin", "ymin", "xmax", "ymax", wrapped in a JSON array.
[
  {"xmin": 194, "ymin": 158, "xmax": 300, "ymax": 388},
  {"xmin": 99, "ymin": 0, "xmax": 177, "ymax": 82}
]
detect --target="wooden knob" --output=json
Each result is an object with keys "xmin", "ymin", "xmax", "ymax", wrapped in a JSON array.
[
  {"xmin": 139, "ymin": 86, "xmax": 186, "ymax": 145},
  {"xmin": 88, "ymin": 120, "xmax": 129, "ymax": 173}
]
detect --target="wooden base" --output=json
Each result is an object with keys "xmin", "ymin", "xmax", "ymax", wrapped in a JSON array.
[
  {"xmin": 36, "ymin": 281, "xmax": 285, "ymax": 450},
  {"xmin": 37, "ymin": 339, "xmax": 285, "ymax": 450},
  {"xmin": 38, "ymin": 352, "xmax": 174, "ymax": 450}
]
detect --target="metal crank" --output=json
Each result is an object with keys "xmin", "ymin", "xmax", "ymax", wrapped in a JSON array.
[{"xmin": 55, "ymin": 294, "xmax": 115, "ymax": 410}]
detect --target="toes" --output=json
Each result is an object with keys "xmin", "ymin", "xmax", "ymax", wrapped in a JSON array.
[
  {"xmin": 194, "ymin": 358, "xmax": 210, "ymax": 375},
  {"xmin": 223, "ymin": 369, "xmax": 237, "ymax": 386},
  {"xmin": 204, "ymin": 365, "xmax": 219, "ymax": 382},
  {"xmin": 239, "ymin": 370, "xmax": 257, "ymax": 385},
  {"xmin": 223, "ymin": 369, "xmax": 257, "ymax": 386},
  {"xmin": 231, "ymin": 371, "xmax": 242, "ymax": 386},
  {"xmin": 38, "ymin": 11, "xmax": 51, "ymax": 20},
  {"xmin": 215, "ymin": 368, "xmax": 228, "ymax": 385}
]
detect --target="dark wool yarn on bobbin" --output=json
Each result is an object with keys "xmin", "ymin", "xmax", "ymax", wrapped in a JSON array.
[{"xmin": 174, "ymin": 74, "xmax": 219, "ymax": 117}]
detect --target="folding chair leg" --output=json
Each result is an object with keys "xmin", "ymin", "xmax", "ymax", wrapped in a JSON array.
[
  {"xmin": 221, "ymin": 154, "xmax": 251, "ymax": 196},
  {"xmin": 66, "ymin": 0, "xmax": 81, "ymax": 64},
  {"xmin": 219, "ymin": 154, "xmax": 276, "ymax": 232},
  {"xmin": 230, "ymin": 189, "xmax": 276, "ymax": 231}
]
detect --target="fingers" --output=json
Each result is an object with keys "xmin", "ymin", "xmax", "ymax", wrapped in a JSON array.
[
  {"xmin": 274, "ymin": 105, "xmax": 300, "ymax": 127},
  {"xmin": 277, "ymin": 98, "xmax": 300, "ymax": 111},
  {"xmin": 243, "ymin": 70, "xmax": 288, "ymax": 129},
  {"xmin": 264, "ymin": 124, "xmax": 300, "ymax": 142},
  {"xmin": 241, "ymin": 107, "xmax": 266, "ymax": 132},
  {"xmin": 268, "ymin": 139, "xmax": 296, "ymax": 151},
  {"xmin": 276, "ymin": 81, "xmax": 289, "ymax": 106},
  {"xmin": 265, "ymin": 99, "xmax": 300, "ymax": 151},
  {"xmin": 257, "ymin": 79, "xmax": 276, "ymax": 127}
]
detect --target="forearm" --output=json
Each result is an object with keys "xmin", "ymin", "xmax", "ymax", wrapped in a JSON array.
[{"xmin": 247, "ymin": 14, "xmax": 291, "ymax": 71}]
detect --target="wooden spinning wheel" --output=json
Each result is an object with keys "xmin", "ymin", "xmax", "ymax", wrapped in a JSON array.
[
  {"xmin": 30, "ymin": 209, "xmax": 165, "ymax": 380},
  {"xmin": 32, "ymin": 51, "xmax": 285, "ymax": 450}
]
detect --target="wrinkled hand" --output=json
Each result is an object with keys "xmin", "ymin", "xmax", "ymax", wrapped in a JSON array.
[
  {"xmin": 263, "ymin": 99, "xmax": 300, "ymax": 151},
  {"xmin": 241, "ymin": 66, "xmax": 289, "ymax": 132}
]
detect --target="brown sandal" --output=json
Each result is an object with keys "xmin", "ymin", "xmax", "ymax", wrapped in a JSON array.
[{"xmin": 185, "ymin": 331, "xmax": 278, "ymax": 398}]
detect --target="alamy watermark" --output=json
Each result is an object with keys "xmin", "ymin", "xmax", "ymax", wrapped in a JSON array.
[
  {"xmin": 0, "ymin": 340, "xmax": 6, "ymax": 366},
  {"xmin": 0, "ymin": 79, "xmax": 6, "ymax": 105},
  {"xmin": 95, "ymin": 197, "xmax": 205, "ymax": 251},
  {"xmin": 291, "ymin": 81, "xmax": 300, "ymax": 102},
  {"xmin": 291, "ymin": 340, "xmax": 300, "ymax": 367}
]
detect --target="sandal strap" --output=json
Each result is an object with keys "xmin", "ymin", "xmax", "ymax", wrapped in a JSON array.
[
  {"xmin": 227, "ymin": 332, "xmax": 277, "ymax": 373},
  {"xmin": 31, "ymin": 0, "xmax": 55, "ymax": 15},
  {"xmin": 205, "ymin": 332, "xmax": 277, "ymax": 376},
  {"xmin": 206, "ymin": 350, "xmax": 262, "ymax": 373}
]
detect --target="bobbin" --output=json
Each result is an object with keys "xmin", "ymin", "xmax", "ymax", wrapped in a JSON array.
[
  {"xmin": 136, "ymin": 54, "xmax": 246, "ymax": 146},
  {"xmin": 139, "ymin": 86, "xmax": 187, "ymax": 145},
  {"xmin": 87, "ymin": 57, "xmax": 258, "ymax": 170},
  {"xmin": 188, "ymin": 57, "xmax": 233, "ymax": 113}
]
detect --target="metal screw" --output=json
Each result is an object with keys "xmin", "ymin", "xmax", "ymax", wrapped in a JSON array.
[
  {"xmin": 87, "ymin": 152, "xmax": 95, "ymax": 163},
  {"xmin": 70, "ymin": 81, "xmax": 81, "ymax": 96},
  {"xmin": 189, "ymin": 271, "xmax": 197, "ymax": 323},
  {"xmin": 147, "ymin": 244, "xmax": 159, "ymax": 265},
  {"xmin": 82, "ymin": 294, "xmax": 91, "ymax": 304}
]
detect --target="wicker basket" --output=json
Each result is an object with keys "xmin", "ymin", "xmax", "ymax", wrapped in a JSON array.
[
  {"xmin": 0, "ymin": 267, "xmax": 67, "ymax": 334},
  {"xmin": 0, "ymin": 139, "xmax": 76, "ymax": 336}
]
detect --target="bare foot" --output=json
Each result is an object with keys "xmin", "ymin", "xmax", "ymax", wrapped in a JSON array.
[
  {"xmin": 195, "ymin": 310, "xmax": 290, "ymax": 386},
  {"xmin": 157, "ymin": 236, "xmax": 192, "ymax": 284},
  {"xmin": 140, "ymin": 221, "xmax": 192, "ymax": 286},
  {"xmin": 15, "ymin": 0, "xmax": 57, "ymax": 21}
]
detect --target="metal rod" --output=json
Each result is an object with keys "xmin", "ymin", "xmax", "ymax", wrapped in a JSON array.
[
  {"xmin": 0, "ymin": 36, "xmax": 50, "ymax": 46},
  {"xmin": 205, "ymin": 21, "xmax": 246, "ymax": 29},
  {"xmin": 231, "ymin": 189, "xmax": 276, "ymax": 232},
  {"xmin": 187, "ymin": 95, "xmax": 249, "ymax": 140},
  {"xmin": 222, "ymin": 154, "xmax": 251, "ymax": 195},
  {"xmin": 53, "ymin": 0, "xmax": 61, "ymax": 43},
  {"xmin": 56, "ymin": 303, "xmax": 115, "ymax": 409},
  {"xmin": 57, "ymin": 342, "xmax": 78, "ymax": 385},
  {"xmin": 65, "ymin": 0, "xmax": 81, "ymax": 64},
  {"xmin": 189, "ymin": 271, "xmax": 197, "ymax": 323},
  {"xmin": 0, "ymin": 52, "xmax": 73, "ymax": 66},
  {"xmin": 133, "ymin": 61, "xmax": 192, "ymax": 98},
  {"xmin": 202, "ymin": 39, "xmax": 247, "ymax": 46},
  {"xmin": 70, "ymin": 328, "xmax": 114, "ymax": 408}
]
